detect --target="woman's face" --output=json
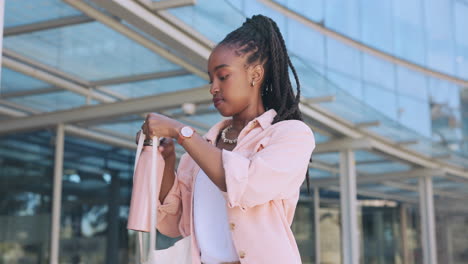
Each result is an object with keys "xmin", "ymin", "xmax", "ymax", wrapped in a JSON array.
[{"xmin": 207, "ymin": 45, "xmax": 259, "ymax": 117}]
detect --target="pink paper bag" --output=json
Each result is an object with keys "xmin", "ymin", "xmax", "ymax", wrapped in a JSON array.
[{"xmin": 127, "ymin": 133, "xmax": 165, "ymax": 232}]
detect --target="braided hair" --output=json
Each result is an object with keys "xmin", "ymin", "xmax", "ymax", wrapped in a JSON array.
[{"xmin": 218, "ymin": 14, "xmax": 312, "ymax": 193}]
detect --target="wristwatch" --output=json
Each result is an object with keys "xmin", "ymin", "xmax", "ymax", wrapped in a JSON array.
[
  {"xmin": 143, "ymin": 139, "xmax": 153, "ymax": 146},
  {"xmin": 177, "ymin": 126, "xmax": 196, "ymax": 145}
]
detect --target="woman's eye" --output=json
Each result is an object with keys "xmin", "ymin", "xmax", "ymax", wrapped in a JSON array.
[{"xmin": 219, "ymin": 74, "xmax": 229, "ymax": 81}]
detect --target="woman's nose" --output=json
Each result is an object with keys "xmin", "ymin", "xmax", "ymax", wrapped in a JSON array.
[{"xmin": 209, "ymin": 82, "xmax": 219, "ymax": 95}]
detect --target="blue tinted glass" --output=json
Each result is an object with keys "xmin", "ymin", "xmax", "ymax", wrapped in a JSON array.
[
  {"xmin": 94, "ymin": 120, "xmax": 143, "ymax": 139},
  {"xmin": 363, "ymin": 84, "xmax": 398, "ymax": 121},
  {"xmin": 5, "ymin": 0, "xmax": 82, "ymax": 27},
  {"xmin": 1, "ymin": 68, "xmax": 50, "ymax": 94},
  {"xmin": 243, "ymin": 0, "xmax": 289, "ymax": 34},
  {"xmin": 359, "ymin": 184, "xmax": 405, "ymax": 194},
  {"xmin": 424, "ymin": 0, "xmax": 455, "ymax": 75},
  {"xmin": 287, "ymin": 20, "xmax": 325, "ymax": 75},
  {"xmin": 393, "ymin": 0, "xmax": 425, "ymax": 65},
  {"xmin": 312, "ymin": 131, "xmax": 330, "ymax": 144},
  {"xmin": 326, "ymin": 69, "xmax": 363, "ymax": 99},
  {"xmin": 362, "ymin": 54, "xmax": 395, "ymax": 91},
  {"xmin": 325, "ymin": 0, "xmax": 360, "ymax": 39},
  {"xmin": 396, "ymin": 66, "xmax": 428, "ymax": 100},
  {"xmin": 313, "ymin": 152, "xmax": 340, "ymax": 165},
  {"xmin": 280, "ymin": 0, "xmax": 324, "ymax": 22},
  {"xmin": 4, "ymin": 22, "xmax": 182, "ymax": 81},
  {"xmin": 104, "ymin": 75, "xmax": 207, "ymax": 98},
  {"xmin": 454, "ymin": 1, "xmax": 468, "ymax": 79},
  {"xmin": 357, "ymin": 162, "xmax": 411, "ymax": 174},
  {"xmin": 8, "ymin": 91, "xmax": 86, "ymax": 112},
  {"xmin": 432, "ymin": 176, "xmax": 468, "ymax": 192},
  {"xmin": 168, "ymin": 0, "xmax": 245, "ymax": 43},
  {"xmin": 428, "ymin": 78, "xmax": 460, "ymax": 108},
  {"xmin": 398, "ymin": 96, "xmax": 431, "ymax": 137},
  {"xmin": 354, "ymin": 150, "xmax": 386, "ymax": 163},
  {"xmin": 408, "ymin": 137, "xmax": 452, "ymax": 157},
  {"xmin": 309, "ymin": 168, "xmax": 334, "ymax": 179},
  {"xmin": 360, "ymin": 0, "xmax": 394, "ymax": 53},
  {"xmin": 326, "ymin": 38, "xmax": 361, "ymax": 79},
  {"xmin": 291, "ymin": 55, "xmax": 336, "ymax": 98},
  {"xmin": 0, "ymin": 131, "xmax": 54, "ymax": 263}
]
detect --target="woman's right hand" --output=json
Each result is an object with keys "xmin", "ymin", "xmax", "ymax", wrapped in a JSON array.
[
  {"xmin": 135, "ymin": 131, "xmax": 176, "ymax": 161},
  {"xmin": 158, "ymin": 137, "xmax": 176, "ymax": 162}
]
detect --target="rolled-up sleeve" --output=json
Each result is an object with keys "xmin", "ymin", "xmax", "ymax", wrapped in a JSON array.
[
  {"xmin": 156, "ymin": 153, "xmax": 191, "ymax": 238},
  {"xmin": 156, "ymin": 172, "xmax": 182, "ymax": 238},
  {"xmin": 222, "ymin": 121, "xmax": 315, "ymax": 210}
]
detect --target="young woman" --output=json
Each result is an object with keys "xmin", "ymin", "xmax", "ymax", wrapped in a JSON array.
[{"xmin": 139, "ymin": 14, "xmax": 315, "ymax": 264}]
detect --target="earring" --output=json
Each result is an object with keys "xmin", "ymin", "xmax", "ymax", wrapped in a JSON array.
[{"xmin": 251, "ymin": 80, "xmax": 255, "ymax": 87}]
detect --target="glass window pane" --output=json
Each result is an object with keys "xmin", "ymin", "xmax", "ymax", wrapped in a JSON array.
[
  {"xmin": 4, "ymin": 22, "xmax": 182, "ymax": 81},
  {"xmin": 424, "ymin": 0, "xmax": 455, "ymax": 75},
  {"xmin": 396, "ymin": 66, "xmax": 428, "ymax": 100},
  {"xmin": 282, "ymin": 0, "xmax": 324, "ymax": 22},
  {"xmin": 363, "ymin": 54, "xmax": 395, "ymax": 91},
  {"xmin": 5, "ymin": 0, "xmax": 82, "ymax": 27},
  {"xmin": 360, "ymin": 0, "xmax": 394, "ymax": 54},
  {"xmin": 325, "ymin": 0, "xmax": 360, "ymax": 39},
  {"xmin": 454, "ymin": 0, "xmax": 468, "ymax": 79},
  {"xmin": 104, "ymin": 74, "xmax": 207, "ymax": 98},
  {"xmin": 287, "ymin": 20, "xmax": 325, "ymax": 75},
  {"xmin": 8, "ymin": 91, "xmax": 87, "ymax": 112},
  {"xmin": 169, "ymin": 0, "xmax": 247, "ymax": 42},
  {"xmin": 393, "ymin": 0, "xmax": 425, "ymax": 65},
  {"xmin": 1, "ymin": 68, "xmax": 50, "ymax": 94},
  {"xmin": 326, "ymin": 37, "xmax": 361, "ymax": 79},
  {"xmin": 0, "ymin": 131, "xmax": 54, "ymax": 263},
  {"xmin": 363, "ymin": 84, "xmax": 398, "ymax": 121},
  {"xmin": 398, "ymin": 96, "xmax": 432, "ymax": 138},
  {"xmin": 434, "ymin": 176, "xmax": 468, "ymax": 263}
]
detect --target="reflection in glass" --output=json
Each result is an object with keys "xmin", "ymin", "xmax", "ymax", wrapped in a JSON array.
[{"xmin": 0, "ymin": 131, "xmax": 54, "ymax": 263}]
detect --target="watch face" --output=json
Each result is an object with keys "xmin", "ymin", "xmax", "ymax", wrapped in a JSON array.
[{"xmin": 181, "ymin": 126, "xmax": 194, "ymax": 137}]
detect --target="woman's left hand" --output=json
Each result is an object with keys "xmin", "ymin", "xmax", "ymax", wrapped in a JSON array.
[{"xmin": 141, "ymin": 113, "xmax": 183, "ymax": 139}]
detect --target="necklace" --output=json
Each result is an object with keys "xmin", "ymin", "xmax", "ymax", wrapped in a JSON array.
[{"xmin": 221, "ymin": 125, "xmax": 238, "ymax": 144}]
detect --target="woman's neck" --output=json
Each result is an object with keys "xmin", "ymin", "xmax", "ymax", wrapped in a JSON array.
[{"xmin": 230, "ymin": 104, "xmax": 266, "ymax": 132}]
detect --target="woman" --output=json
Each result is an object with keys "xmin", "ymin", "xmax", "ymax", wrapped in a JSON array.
[{"xmin": 139, "ymin": 14, "xmax": 315, "ymax": 264}]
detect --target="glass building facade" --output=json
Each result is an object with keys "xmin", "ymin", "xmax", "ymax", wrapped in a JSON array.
[{"xmin": 0, "ymin": 0, "xmax": 467, "ymax": 263}]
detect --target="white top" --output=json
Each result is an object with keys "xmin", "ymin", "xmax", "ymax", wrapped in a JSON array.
[{"xmin": 193, "ymin": 169, "xmax": 239, "ymax": 264}]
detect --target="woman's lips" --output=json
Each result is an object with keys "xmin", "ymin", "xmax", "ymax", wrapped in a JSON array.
[{"xmin": 213, "ymin": 98, "xmax": 223, "ymax": 107}]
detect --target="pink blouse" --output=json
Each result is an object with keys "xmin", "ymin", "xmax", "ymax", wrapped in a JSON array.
[{"xmin": 156, "ymin": 109, "xmax": 316, "ymax": 263}]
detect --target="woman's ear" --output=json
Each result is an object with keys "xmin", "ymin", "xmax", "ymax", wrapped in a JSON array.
[{"xmin": 250, "ymin": 64, "xmax": 264, "ymax": 86}]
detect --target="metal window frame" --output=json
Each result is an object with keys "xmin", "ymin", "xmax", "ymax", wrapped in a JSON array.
[
  {"xmin": 258, "ymin": 0, "xmax": 468, "ymax": 88},
  {"xmin": 4, "ymin": 15, "xmax": 94, "ymax": 36}
]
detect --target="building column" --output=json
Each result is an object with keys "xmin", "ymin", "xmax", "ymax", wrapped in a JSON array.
[
  {"xmin": 0, "ymin": 0, "xmax": 4, "ymax": 83},
  {"xmin": 50, "ymin": 124, "xmax": 65, "ymax": 264},
  {"xmin": 314, "ymin": 187, "xmax": 321, "ymax": 264},
  {"xmin": 106, "ymin": 170, "xmax": 120, "ymax": 264},
  {"xmin": 340, "ymin": 149, "xmax": 359, "ymax": 264},
  {"xmin": 400, "ymin": 204, "xmax": 409, "ymax": 264},
  {"xmin": 419, "ymin": 176, "xmax": 438, "ymax": 264}
]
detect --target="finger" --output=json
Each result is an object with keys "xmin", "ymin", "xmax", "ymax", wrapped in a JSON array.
[
  {"xmin": 135, "ymin": 131, "xmax": 140, "ymax": 144},
  {"xmin": 143, "ymin": 122, "xmax": 151, "ymax": 139},
  {"xmin": 143, "ymin": 115, "xmax": 150, "ymax": 137}
]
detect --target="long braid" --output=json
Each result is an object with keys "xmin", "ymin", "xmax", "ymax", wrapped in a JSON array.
[{"xmin": 219, "ymin": 14, "xmax": 312, "ymax": 193}]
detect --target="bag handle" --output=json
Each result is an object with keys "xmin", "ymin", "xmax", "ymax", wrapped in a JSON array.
[{"xmin": 149, "ymin": 134, "xmax": 159, "ymax": 254}]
